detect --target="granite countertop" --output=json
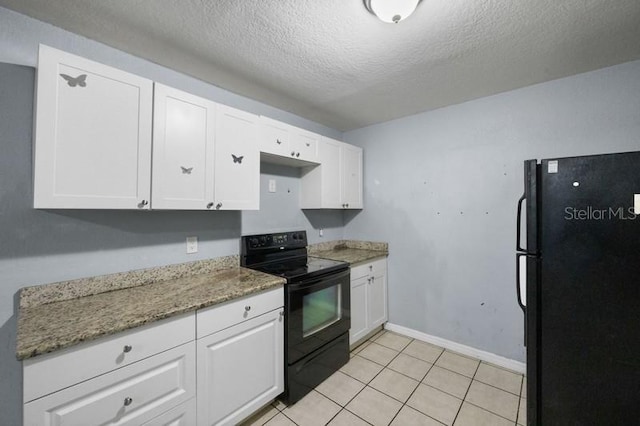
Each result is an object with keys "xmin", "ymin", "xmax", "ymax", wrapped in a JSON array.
[
  {"xmin": 309, "ymin": 240, "xmax": 388, "ymax": 265},
  {"xmin": 16, "ymin": 266, "xmax": 284, "ymax": 360},
  {"xmin": 17, "ymin": 240, "xmax": 387, "ymax": 361}
]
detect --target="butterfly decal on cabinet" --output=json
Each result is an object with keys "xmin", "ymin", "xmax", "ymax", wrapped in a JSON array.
[
  {"xmin": 180, "ymin": 166, "xmax": 193, "ymax": 174},
  {"xmin": 60, "ymin": 74, "xmax": 87, "ymax": 87},
  {"xmin": 231, "ymin": 154, "xmax": 244, "ymax": 164}
]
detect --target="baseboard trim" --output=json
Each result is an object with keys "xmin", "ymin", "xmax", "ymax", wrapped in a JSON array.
[{"xmin": 384, "ymin": 323, "xmax": 526, "ymax": 374}]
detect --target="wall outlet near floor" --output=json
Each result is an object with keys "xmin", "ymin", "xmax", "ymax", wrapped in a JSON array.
[
  {"xmin": 268, "ymin": 179, "xmax": 276, "ymax": 193},
  {"xmin": 186, "ymin": 236, "xmax": 198, "ymax": 254}
]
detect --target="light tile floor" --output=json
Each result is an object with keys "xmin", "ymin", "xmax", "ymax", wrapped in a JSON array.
[{"xmin": 242, "ymin": 330, "xmax": 526, "ymax": 426}]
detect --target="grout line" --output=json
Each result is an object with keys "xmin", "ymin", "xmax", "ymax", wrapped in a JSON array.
[
  {"xmin": 464, "ymin": 400, "xmax": 519, "ymax": 424},
  {"xmin": 472, "ymin": 377, "xmax": 523, "ymax": 397},
  {"xmin": 387, "ymin": 349, "xmax": 444, "ymax": 424},
  {"xmin": 451, "ymin": 357, "xmax": 481, "ymax": 424},
  {"xmin": 342, "ymin": 407, "xmax": 374, "ymax": 425}
]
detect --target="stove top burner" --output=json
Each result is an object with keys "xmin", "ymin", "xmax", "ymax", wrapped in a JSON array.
[
  {"xmin": 240, "ymin": 231, "xmax": 349, "ymax": 283},
  {"xmin": 255, "ymin": 256, "xmax": 348, "ymax": 283}
]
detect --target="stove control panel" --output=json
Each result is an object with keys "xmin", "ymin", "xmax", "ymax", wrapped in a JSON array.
[{"xmin": 242, "ymin": 230, "xmax": 307, "ymax": 252}]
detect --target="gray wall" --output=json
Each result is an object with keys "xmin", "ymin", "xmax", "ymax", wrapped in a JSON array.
[
  {"xmin": 0, "ymin": 7, "xmax": 343, "ymax": 425},
  {"xmin": 343, "ymin": 59, "xmax": 640, "ymax": 363}
]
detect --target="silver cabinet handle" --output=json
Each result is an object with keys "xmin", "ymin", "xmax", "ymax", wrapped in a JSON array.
[
  {"xmin": 369, "ymin": 265, "xmax": 373, "ymax": 271},
  {"xmin": 123, "ymin": 345, "xmax": 132, "ymax": 353},
  {"xmin": 216, "ymin": 202, "xmax": 222, "ymax": 210},
  {"xmin": 124, "ymin": 397, "xmax": 133, "ymax": 406},
  {"xmin": 245, "ymin": 305, "xmax": 251, "ymax": 312},
  {"xmin": 296, "ymin": 152, "xmax": 300, "ymax": 157},
  {"xmin": 305, "ymin": 142, "xmax": 310, "ymax": 147},
  {"xmin": 291, "ymin": 151, "xmax": 295, "ymax": 156},
  {"xmin": 138, "ymin": 200, "xmax": 148, "ymax": 208},
  {"xmin": 279, "ymin": 311, "xmax": 284, "ymax": 318},
  {"xmin": 207, "ymin": 202, "xmax": 214, "ymax": 209},
  {"xmin": 346, "ymin": 203, "xmax": 349, "ymax": 208},
  {"xmin": 276, "ymin": 139, "xmax": 282, "ymax": 145}
]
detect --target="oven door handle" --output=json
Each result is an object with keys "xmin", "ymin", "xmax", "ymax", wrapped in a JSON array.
[{"xmin": 287, "ymin": 269, "xmax": 350, "ymax": 292}]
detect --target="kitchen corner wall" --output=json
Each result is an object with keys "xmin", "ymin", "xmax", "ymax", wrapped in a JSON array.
[
  {"xmin": 0, "ymin": 7, "xmax": 343, "ymax": 426},
  {"xmin": 343, "ymin": 59, "xmax": 640, "ymax": 363}
]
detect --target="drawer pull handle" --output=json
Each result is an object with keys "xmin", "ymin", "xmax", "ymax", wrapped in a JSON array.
[
  {"xmin": 124, "ymin": 397, "xmax": 133, "ymax": 406},
  {"xmin": 123, "ymin": 345, "xmax": 133, "ymax": 353},
  {"xmin": 245, "ymin": 305, "xmax": 251, "ymax": 312}
]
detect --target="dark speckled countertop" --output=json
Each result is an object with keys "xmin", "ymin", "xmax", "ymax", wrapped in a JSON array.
[{"xmin": 16, "ymin": 265, "xmax": 284, "ymax": 360}]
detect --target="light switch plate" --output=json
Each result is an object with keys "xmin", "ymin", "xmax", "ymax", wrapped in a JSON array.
[
  {"xmin": 268, "ymin": 179, "xmax": 276, "ymax": 193},
  {"xmin": 186, "ymin": 236, "xmax": 198, "ymax": 254}
]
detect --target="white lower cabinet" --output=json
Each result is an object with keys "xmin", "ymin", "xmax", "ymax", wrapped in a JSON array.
[
  {"xmin": 24, "ymin": 342, "xmax": 196, "ymax": 426},
  {"xmin": 22, "ymin": 290, "xmax": 285, "ymax": 426},
  {"xmin": 349, "ymin": 258, "xmax": 388, "ymax": 345},
  {"xmin": 197, "ymin": 307, "xmax": 284, "ymax": 426}
]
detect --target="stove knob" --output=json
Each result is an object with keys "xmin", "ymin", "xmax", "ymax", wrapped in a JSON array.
[
  {"xmin": 292, "ymin": 234, "xmax": 297, "ymax": 240},
  {"xmin": 259, "ymin": 236, "xmax": 267, "ymax": 246},
  {"xmin": 249, "ymin": 238, "xmax": 259, "ymax": 247}
]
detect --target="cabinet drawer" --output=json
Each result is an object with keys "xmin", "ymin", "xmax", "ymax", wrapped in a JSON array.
[
  {"xmin": 369, "ymin": 258, "xmax": 387, "ymax": 277},
  {"xmin": 350, "ymin": 263, "xmax": 370, "ymax": 280},
  {"xmin": 196, "ymin": 287, "xmax": 283, "ymax": 339},
  {"xmin": 351, "ymin": 257, "xmax": 387, "ymax": 280},
  {"xmin": 24, "ymin": 342, "xmax": 196, "ymax": 426},
  {"xmin": 142, "ymin": 398, "xmax": 195, "ymax": 426},
  {"xmin": 24, "ymin": 312, "xmax": 195, "ymax": 403}
]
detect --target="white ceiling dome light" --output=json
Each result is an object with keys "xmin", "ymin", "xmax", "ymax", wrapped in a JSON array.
[{"xmin": 363, "ymin": 0, "xmax": 422, "ymax": 23}]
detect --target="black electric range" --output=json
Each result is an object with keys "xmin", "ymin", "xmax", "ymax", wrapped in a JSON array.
[{"xmin": 240, "ymin": 231, "xmax": 351, "ymax": 404}]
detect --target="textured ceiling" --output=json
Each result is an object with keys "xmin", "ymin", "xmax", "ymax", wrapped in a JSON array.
[{"xmin": 2, "ymin": 0, "xmax": 640, "ymax": 131}]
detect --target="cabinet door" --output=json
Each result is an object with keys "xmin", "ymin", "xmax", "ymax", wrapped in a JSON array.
[
  {"xmin": 350, "ymin": 276, "xmax": 369, "ymax": 345},
  {"xmin": 197, "ymin": 309, "xmax": 284, "ymax": 426},
  {"xmin": 259, "ymin": 116, "xmax": 290, "ymax": 157},
  {"xmin": 33, "ymin": 45, "xmax": 152, "ymax": 209},
  {"xmin": 24, "ymin": 343, "xmax": 195, "ymax": 426},
  {"xmin": 319, "ymin": 138, "xmax": 343, "ymax": 208},
  {"xmin": 341, "ymin": 144, "xmax": 363, "ymax": 209},
  {"xmin": 213, "ymin": 105, "xmax": 260, "ymax": 210},
  {"xmin": 291, "ymin": 128, "xmax": 319, "ymax": 163},
  {"xmin": 152, "ymin": 84, "xmax": 215, "ymax": 210},
  {"xmin": 368, "ymin": 271, "xmax": 388, "ymax": 330}
]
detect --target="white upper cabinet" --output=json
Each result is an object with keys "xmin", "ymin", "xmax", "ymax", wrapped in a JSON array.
[
  {"xmin": 300, "ymin": 137, "xmax": 363, "ymax": 209},
  {"xmin": 214, "ymin": 105, "xmax": 260, "ymax": 210},
  {"xmin": 33, "ymin": 45, "xmax": 153, "ymax": 209},
  {"xmin": 152, "ymin": 84, "xmax": 216, "ymax": 210},
  {"xmin": 259, "ymin": 116, "xmax": 319, "ymax": 164}
]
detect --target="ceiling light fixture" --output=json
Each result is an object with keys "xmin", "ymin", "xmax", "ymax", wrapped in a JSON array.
[{"xmin": 363, "ymin": 0, "xmax": 422, "ymax": 24}]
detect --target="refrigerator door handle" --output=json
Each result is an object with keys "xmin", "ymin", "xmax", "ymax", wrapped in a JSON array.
[
  {"xmin": 516, "ymin": 193, "xmax": 527, "ymax": 252},
  {"xmin": 516, "ymin": 253, "xmax": 528, "ymax": 313}
]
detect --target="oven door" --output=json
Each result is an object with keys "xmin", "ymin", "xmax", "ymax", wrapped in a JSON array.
[{"xmin": 286, "ymin": 269, "xmax": 350, "ymax": 364}]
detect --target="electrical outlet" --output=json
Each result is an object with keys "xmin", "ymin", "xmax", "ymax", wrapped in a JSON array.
[
  {"xmin": 186, "ymin": 236, "xmax": 198, "ymax": 254},
  {"xmin": 319, "ymin": 229, "xmax": 323, "ymax": 237},
  {"xmin": 268, "ymin": 179, "xmax": 276, "ymax": 193}
]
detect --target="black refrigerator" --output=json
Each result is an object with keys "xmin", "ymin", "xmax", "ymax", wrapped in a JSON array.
[{"xmin": 516, "ymin": 152, "xmax": 640, "ymax": 425}]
